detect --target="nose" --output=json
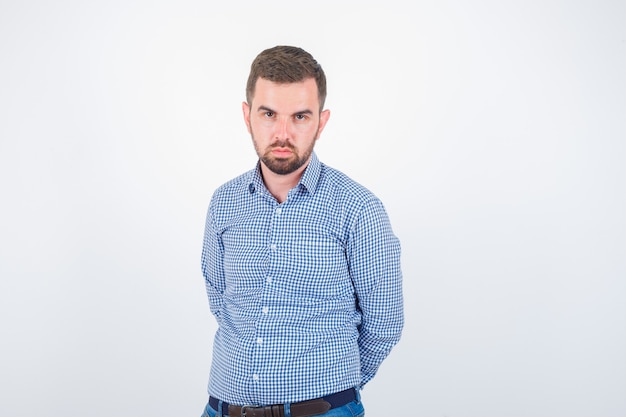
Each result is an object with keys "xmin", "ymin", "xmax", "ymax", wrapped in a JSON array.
[{"xmin": 274, "ymin": 117, "xmax": 291, "ymax": 140}]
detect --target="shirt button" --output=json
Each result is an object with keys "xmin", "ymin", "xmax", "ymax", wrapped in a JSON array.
[
  {"xmin": 262, "ymin": 306, "xmax": 269, "ymax": 314},
  {"xmin": 266, "ymin": 277, "xmax": 273, "ymax": 284},
  {"xmin": 257, "ymin": 337, "xmax": 263, "ymax": 344},
  {"xmin": 270, "ymin": 244, "xmax": 277, "ymax": 250},
  {"xmin": 253, "ymin": 374, "xmax": 259, "ymax": 381},
  {"xmin": 275, "ymin": 207, "xmax": 282, "ymax": 215}
]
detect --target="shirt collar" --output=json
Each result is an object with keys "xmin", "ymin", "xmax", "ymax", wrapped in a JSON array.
[
  {"xmin": 248, "ymin": 152, "xmax": 322, "ymax": 197},
  {"xmin": 298, "ymin": 152, "xmax": 322, "ymax": 195}
]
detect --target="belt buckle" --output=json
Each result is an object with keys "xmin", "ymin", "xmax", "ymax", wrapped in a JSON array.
[{"xmin": 240, "ymin": 405, "xmax": 259, "ymax": 417}]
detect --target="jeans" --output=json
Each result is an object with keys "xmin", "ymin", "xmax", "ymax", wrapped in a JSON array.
[{"xmin": 201, "ymin": 392, "xmax": 365, "ymax": 417}]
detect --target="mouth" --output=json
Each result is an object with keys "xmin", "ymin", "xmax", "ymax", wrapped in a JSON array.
[{"xmin": 270, "ymin": 147, "xmax": 294, "ymax": 158}]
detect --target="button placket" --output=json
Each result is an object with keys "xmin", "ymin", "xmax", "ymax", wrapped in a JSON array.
[{"xmin": 254, "ymin": 202, "xmax": 285, "ymax": 389}]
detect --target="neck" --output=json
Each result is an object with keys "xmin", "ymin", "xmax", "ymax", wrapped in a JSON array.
[{"xmin": 260, "ymin": 163, "xmax": 307, "ymax": 203}]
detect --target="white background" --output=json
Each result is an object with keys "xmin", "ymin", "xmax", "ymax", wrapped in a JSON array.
[{"xmin": 1, "ymin": 1, "xmax": 625, "ymax": 416}]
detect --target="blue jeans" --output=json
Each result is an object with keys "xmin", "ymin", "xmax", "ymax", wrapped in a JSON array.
[{"xmin": 201, "ymin": 392, "xmax": 365, "ymax": 417}]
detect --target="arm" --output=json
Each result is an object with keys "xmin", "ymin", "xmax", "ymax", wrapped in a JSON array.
[
  {"xmin": 201, "ymin": 199, "xmax": 226, "ymax": 322},
  {"xmin": 347, "ymin": 197, "xmax": 404, "ymax": 387}
]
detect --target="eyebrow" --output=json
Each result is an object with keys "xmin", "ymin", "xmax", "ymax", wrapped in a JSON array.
[{"xmin": 257, "ymin": 105, "xmax": 314, "ymax": 116}]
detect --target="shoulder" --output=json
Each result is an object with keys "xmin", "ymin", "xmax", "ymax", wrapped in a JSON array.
[
  {"xmin": 318, "ymin": 165, "xmax": 399, "ymax": 257},
  {"xmin": 319, "ymin": 163, "xmax": 380, "ymax": 206},
  {"xmin": 211, "ymin": 170, "xmax": 254, "ymax": 200},
  {"xmin": 318, "ymin": 163, "xmax": 396, "ymax": 233},
  {"xmin": 207, "ymin": 169, "xmax": 256, "ymax": 220}
]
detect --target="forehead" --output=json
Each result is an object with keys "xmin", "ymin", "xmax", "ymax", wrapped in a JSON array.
[{"xmin": 252, "ymin": 77, "xmax": 319, "ymax": 109}]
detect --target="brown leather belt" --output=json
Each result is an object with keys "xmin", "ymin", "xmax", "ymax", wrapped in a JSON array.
[{"xmin": 209, "ymin": 388, "xmax": 356, "ymax": 417}]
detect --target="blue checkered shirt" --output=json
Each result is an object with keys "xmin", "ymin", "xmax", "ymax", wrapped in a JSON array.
[{"xmin": 201, "ymin": 153, "xmax": 403, "ymax": 405}]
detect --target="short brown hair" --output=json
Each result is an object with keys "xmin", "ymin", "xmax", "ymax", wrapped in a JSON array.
[{"xmin": 246, "ymin": 45, "xmax": 327, "ymax": 111}]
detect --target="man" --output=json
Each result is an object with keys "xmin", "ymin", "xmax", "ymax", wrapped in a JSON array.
[{"xmin": 201, "ymin": 45, "xmax": 403, "ymax": 417}]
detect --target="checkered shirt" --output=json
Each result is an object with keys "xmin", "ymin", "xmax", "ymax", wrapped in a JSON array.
[{"xmin": 201, "ymin": 153, "xmax": 403, "ymax": 405}]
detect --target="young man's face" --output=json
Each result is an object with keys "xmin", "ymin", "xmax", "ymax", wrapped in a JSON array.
[{"xmin": 243, "ymin": 77, "xmax": 330, "ymax": 176}]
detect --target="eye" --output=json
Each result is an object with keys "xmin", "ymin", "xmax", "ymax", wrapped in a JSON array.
[
  {"xmin": 264, "ymin": 111, "xmax": 275, "ymax": 118},
  {"xmin": 294, "ymin": 114, "xmax": 308, "ymax": 121}
]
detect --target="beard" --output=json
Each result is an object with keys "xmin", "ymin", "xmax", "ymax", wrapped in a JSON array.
[
  {"xmin": 252, "ymin": 131, "xmax": 318, "ymax": 176},
  {"xmin": 260, "ymin": 141, "xmax": 314, "ymax": 175}
]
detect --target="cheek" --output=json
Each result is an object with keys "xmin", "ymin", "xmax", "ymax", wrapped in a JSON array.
[
  {"xmin": 294, "ymin": 121, "xmax": 318, "ymax": 134},
  {"xmin": 248, "ymin": 120, "xmax": 265, "ymax": 138},
  {"xmin": 252, "ymin": 118, "xmax": 276, "ymax": 133}
]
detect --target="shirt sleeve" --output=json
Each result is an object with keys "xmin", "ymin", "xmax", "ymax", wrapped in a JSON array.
[
  {"xmin": 347, "ymin": 197, "xmax": 404, "ymax": 387},
  {"xmin": 201, "ymin": 197, "xmax": 226, "ymax": 322}
]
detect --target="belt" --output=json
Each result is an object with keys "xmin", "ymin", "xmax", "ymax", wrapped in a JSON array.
[{"xmin": 209, "ymin": 388, "xmax": 356, "ymax": 417}]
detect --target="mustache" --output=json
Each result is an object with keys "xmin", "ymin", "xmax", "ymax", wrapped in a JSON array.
[{"xmin": 270, "ymin": 141, "xmax": 295, "ymax": 150}]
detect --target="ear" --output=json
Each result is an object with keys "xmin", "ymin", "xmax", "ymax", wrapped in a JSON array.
[
  {"xmin": 315, "ymin": 109, "xmax": 331, "ymax": 140},
  {"xmin": 242, "ymin": 101, "xmax": 252, "ymax": 134}
]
